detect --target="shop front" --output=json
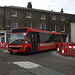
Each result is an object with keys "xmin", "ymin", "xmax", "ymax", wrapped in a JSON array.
[{"xmin": 0, "ymin": 30, "xmax": 11, "ymax": 43}]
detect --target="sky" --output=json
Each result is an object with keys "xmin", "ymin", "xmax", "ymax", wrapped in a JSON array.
[{"xmin": 0, "ymin": 0, "xmax": 75, "ymax": 14}]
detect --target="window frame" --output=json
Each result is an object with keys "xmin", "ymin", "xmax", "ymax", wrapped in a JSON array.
[
  {"xmin": 26, "ymin": 12, "xmax": 31, "ymax": 18},
  {"xmin": 52, "ymin": 15, "xmax": 56, "ymax": 20},
  {"xmin": 11, "ymin": 10, "xmax": 17, "ymax": 17},
  {"xmin": 51, "ymin": 25, "xmax": 56, "ymax": 32},
  {"xmin": 41, "ymin": 14, "xmax": 45, "ymax": 20},
  {"xmin": 61, "ymin": 25, "xmax": 65, "ymax": 32},
  {"xmin": 61, "ymin": 16, "xmax": 65, "ymax": 21},
  {"xmin": 39, "ymin": 23, "xmax": 46, "ymax": 29}
]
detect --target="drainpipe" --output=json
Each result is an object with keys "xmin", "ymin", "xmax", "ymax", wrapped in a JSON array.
[
  {"xmin": 3, "ymin": 6, "xmax": 6, "ymax": 29},
  {"xmin": 49, "ymin": 12, "xmax": 51, "ymax": 31},
  {"xmin": 4, "ymin": 6, "xmax": 6, "ymax": 43},
  {"xmin": 5, "ymin": 31, "xmax": 6, "ymax": 43}
]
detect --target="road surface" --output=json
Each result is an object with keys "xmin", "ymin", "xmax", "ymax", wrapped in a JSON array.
[{"xmin": 0, "ymin": 49, "xmax": 75, "ymax": 75}]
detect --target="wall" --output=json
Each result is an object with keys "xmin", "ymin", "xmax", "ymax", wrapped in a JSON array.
[{"xmin": 70, "ymin": 22, "xmax": 75, "ymax": 42}]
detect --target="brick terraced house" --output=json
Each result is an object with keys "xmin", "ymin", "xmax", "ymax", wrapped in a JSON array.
[{"xmin": 0, "ymin": 2, "xmax": 74, "ymax": 43}]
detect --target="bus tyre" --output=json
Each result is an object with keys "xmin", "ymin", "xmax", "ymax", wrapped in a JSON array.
[
  {"xmin": 26, "ymin": 48, "xmax": 31, "ymax": 55},
  {"xmin": 10, "ymin": 52, "xmax": 13, "ymax": 54}
]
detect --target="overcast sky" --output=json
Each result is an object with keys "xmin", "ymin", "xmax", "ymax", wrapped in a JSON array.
[{"xmin": 0, "ymin": 0, "xmax": 75, "ymax": 14}]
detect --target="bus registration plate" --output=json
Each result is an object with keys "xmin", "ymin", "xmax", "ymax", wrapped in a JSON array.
[{"xmin": 13, "ymin": 50, "xmax": 17, "ymax": 52}]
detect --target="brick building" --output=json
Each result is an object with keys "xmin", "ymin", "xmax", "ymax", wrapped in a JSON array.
[
  {"xmin": 0, "ymin": 2, "xmax": 74, "ymax": 43},
  {"xmin": 50, "ymin": 10, "xmax": 70, "ymax": 42}
]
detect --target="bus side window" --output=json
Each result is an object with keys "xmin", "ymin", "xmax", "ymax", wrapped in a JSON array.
[
  {"xmin": 55, "ymin": 35, "xmax": 61, "ymax": 42},
  {"xmin": 50, "ymin": 34, "xmax": 55, "ymax": 42},
  {"xmin": 25, "ymin": 33, "xmax": 31, "ymax": 43}
]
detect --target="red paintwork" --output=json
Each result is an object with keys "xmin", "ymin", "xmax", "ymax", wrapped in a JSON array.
[
  {"xmin": 57, "ymin": 42, "xmax": 75, "ymax": 56},
  {"xmin": 0, "ymin": 43, "xmax": 6, "ymax": 49}
]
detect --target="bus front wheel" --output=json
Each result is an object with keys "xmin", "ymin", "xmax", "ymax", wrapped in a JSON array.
[{"xmin": 25, "ymin": 48, "xmax": 31, "ymax": 55}]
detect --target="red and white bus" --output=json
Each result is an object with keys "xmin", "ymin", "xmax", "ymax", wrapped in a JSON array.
[{"xmin": 8, "ymin": 27, "xmax": 62, "ymax": 54}]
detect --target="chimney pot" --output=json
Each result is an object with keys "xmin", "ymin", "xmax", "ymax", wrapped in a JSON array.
[
  {"xmin": 60, "ymin": 8, "xmax": 64, "ymax": 13},
  {"xmin": 27, "ymin": 2, "xmax": 32, "ymax": 8}
]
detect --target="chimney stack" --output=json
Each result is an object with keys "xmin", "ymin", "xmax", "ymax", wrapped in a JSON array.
[
  {"xmin": 27, "ymin": 2, "xmax": 32, "ymax": 8},
  {"xmin": 60, "ymin": 8, "xmax": 64, "ymax": 13}
]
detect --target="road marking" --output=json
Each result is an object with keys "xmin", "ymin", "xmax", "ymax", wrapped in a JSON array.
[
  {"xmin": 12, "ymin": 61, "xmax": 65, "ymax": 75},
  {"xmin": 3, "ymin": 50, "xmax": 9, "ymax": 53},
  {"xmin": 13, "ymin": 61, "xmax": 41, "ymax": 69}
]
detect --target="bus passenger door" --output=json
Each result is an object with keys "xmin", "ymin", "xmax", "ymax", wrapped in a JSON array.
[{"xmin": 31, "ymin": 32, "xmax": 38, "ymax": 52}]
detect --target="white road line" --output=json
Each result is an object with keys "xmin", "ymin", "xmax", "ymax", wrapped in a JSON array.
[
  {"xmin": 12, "ymin": 61, "xmax": 41, "ymax": 69},
  {"xmin": 3, "ymin": 50, "xmax": 9, "ymax": 53}
]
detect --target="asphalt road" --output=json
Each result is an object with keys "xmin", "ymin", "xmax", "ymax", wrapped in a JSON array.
[{"xmin": 0, "ymin": 49, "xmax": 75, "ymax": 75}]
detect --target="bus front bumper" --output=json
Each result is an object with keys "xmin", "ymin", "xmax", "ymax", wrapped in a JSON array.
[{"xmin": 8, "ymin": 48, "xmax": 25, "ymax": 53}]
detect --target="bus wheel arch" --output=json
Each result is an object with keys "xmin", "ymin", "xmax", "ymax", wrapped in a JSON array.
[
  {"xmin": 10, "ymin": 52, "xmax": 13, "ymax": 54},
  {"xmin": 25, "ymin": 47, "xmax": 31, "ymax": 55}
]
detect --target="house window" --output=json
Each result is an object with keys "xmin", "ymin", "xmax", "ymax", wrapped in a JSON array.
[
  {"xmin": 26, "ymin": 12, "xmax": 31, "ymax": 18},
  {"xmin": 26, "ymin": 23, "xmax": 32, "ymax": 28},
  {"xmin": 61, "ymin": 25, "xmax": 65, "ymax": 32},
  {"xmin": 52, "ymin": 15, "xmax": 56, "ymax": 20},
  {"xmin": 61, "ymin": 16, "xmax": 65, "ymax": 21},
  {"xmin": 11, "ymin": 22, "xmax": 18, "ymax": 30},
  {"xmin": 51, "ymin": 25, "xmax": 56, "ymax": 31},
  {"xmin": 41, "ymin": 14, "xmax": 45, "ymax": 19},
  {"xmin": 11, "ymin": 11, "xmax": 17, "ymax": 17},
  {"xmin": 39, "ymin": 23, "xmax": 46, "ymax": 29}
]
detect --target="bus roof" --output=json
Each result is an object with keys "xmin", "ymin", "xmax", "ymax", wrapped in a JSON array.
[{"xmin": 12, "ymin": 27, "xmax": 61, "ymax": 35}]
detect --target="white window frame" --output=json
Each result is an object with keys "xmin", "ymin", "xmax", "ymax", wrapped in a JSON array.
[
  {"xmin": 52, "ymin": 15, "xmax": 56, "ymax": 20},
  {"xmin": 11, "ymin": 11, "xmax": 17, "ymax": 17},
  {"xmin": 42, "ymin": 24, "xmax": 46, "ymax": 29},
  {"xmin": 39, "ymin": 23, "xmax": 46, "ymax": 29},
  {"xmin": 52, "ymin": 25, "xmax": 56, "ymax": 32},
  {"xmin": 61, "ymin": 25, "xmax": 65, "ymax": 32},
  {"xmin": 39, "ymin": 24, "xmax": 42, "ymax": 29},
  {"xmin": 41, "ymin": 14, "xmax": 45, "ymax": 20},
  {"xmin": 61, "ymin": 16, "xmax": 65, "ymax": 21},
  {"xmin": 26, "ymin": 12, "xmax": 31, "ymax": 18}
]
